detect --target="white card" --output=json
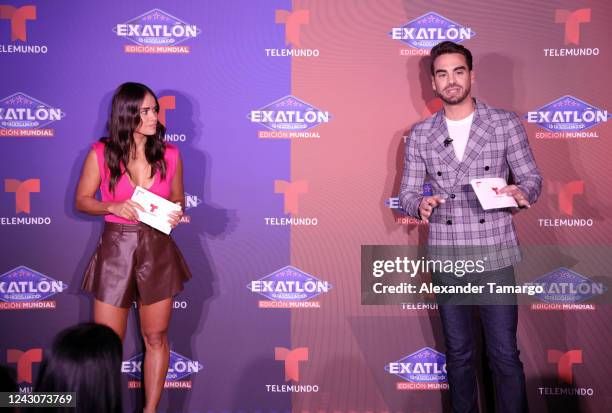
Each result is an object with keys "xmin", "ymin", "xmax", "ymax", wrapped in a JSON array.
[
  {"xmin": 130, "ymin": 186, "xmax": 181, "ymax": 234},
  {"xmin": 470, "ymin": 178, "xmax": 518, "ymax": 210}
]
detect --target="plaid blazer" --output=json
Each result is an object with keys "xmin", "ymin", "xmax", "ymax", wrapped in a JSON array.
[{"xmin": 399, "ymin": 98, "xmax": 542, "ymax": 270}]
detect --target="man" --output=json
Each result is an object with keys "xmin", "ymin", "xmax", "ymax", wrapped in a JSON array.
[{"xmin": 399, "ymin": 41, "xmax": 542, "ymax": 413}]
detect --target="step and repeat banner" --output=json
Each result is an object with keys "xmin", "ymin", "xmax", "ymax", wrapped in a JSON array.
[{"xmin": 1, "ymin": 1, "xmax": 611, "ymax": 412}]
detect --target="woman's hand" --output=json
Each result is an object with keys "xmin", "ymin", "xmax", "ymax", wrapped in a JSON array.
[
  {"xmin": 168, "ymin": 203, "xmax": 183, "ymax": 229},
  {"xmin": 108, "ymin": 200, "xmax": 145, "ymax": 221}
]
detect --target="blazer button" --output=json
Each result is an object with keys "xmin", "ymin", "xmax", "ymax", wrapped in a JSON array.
[
  {"xmin": 484, "ymin": 166, "xmax": 490, "ymax": 171},
  {"xmin": 446, "ymin": 219, "xmax": 452, "ymax": 225},
  {"xmin": 450, "ymin": 194, "xmax": 456, "ymax": 199},
  {"xmin": 437, "ymin": 171, "xmax": 442, "ymax": 176},
  {"xmin": 479, "ymin": 218, "xmax": 485, "ymax": 224}
]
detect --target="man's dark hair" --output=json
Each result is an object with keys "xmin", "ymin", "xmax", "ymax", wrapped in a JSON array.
[{"xmin": 430, "ymin": 41, "xmax": 473, "ymax": 75}]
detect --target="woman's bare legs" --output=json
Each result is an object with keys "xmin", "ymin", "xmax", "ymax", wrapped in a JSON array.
[
  {"xmin": 94, "ymin": 297, "xmax": 173, "ymax": 412},
  {"xmin": 93, "ymin": 299, "xmax": 129, "ymax": 341},
  {"xmin": 139, "ymin": 298, "xmax": 172, "ymax": 413}
]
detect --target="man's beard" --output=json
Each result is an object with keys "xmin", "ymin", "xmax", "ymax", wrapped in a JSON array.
[{"xmin": 437, "ymin": 84, "xmax": 470, "ymax": 105}]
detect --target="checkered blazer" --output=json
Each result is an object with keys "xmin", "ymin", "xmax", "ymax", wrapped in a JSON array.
[{"xmin": 399, "ymin": 98, "xmax": 542, "ymax": 270}]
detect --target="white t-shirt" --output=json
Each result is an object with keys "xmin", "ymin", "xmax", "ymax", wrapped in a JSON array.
[{"xmin": 445, "ymin": 112, "xmax": 474, "ymax": 162}]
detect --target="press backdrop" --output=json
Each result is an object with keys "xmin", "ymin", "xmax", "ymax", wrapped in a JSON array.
[{"xmin": 1, "ymin": 1, "xmax": 611, "ymax": 412}]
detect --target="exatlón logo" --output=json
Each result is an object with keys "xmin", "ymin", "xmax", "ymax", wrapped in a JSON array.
[
  {"xmin": 248, "ymin": 95, "xmax": 331, "ymax": 139},
  {"xmin": 530, "ymin": 267, "xmax": 605, "ymax": 311},
  {"xmin": 247, "ymin": 265, "xmax": 331, "ymax": 309},
  {"xmin": 385, "ymin": 184, "xmax": 432, "ymax": 225},
  {"xmin": 0, "ymin": 265, "xmax": 68, "ymax": 310},
  {"xmin": 0, "ymin": 93, "xmax": 65, "ymax": 137},
  {"xmin": 114, "ymin": 9, "xmax": 201, "ymax": 54},
  {"xmin": 122, "ymin": 351, "xmax": 202, "ymax": 389},
  {"xmin": 184, "ymin": 192, "xmax": 202, "ymax": 210},
  {"xmin": 525, "ymin": 95, "xmax": 609, "ymax": 139},
  {"xmin": 390, "ymin": 12, "xmax": 475, "ymax": 56},
  {"xmin": 178, "ymin": 191, "xmax": 201, "ymax": 225},
  {"xmin": 386, "ymin": 347, "xmax": 448, "ymax": 390}
]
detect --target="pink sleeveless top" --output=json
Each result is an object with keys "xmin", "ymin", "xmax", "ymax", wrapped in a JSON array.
[{"xmin": 92, "ymin": 141, "xmax": 179, "ymax": 224}]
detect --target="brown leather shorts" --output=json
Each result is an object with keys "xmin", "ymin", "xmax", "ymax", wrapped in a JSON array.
[{"xmin": 82, "ymin": 222, "xmax": 192, "ymax": 308}]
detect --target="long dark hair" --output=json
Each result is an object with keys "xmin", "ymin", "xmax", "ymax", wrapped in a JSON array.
[
  {"xmin": 101, "ymin": 82, "xmax": 167, "ymax": 193},
  {"xmin": 32, "ymin": 323, "xmax": 123, "ymax": 413}
]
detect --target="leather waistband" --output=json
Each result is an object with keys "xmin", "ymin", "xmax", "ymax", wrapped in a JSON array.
[{"xmin": 103, "ymin": 222, "xmax": 153, "ymax": 232}]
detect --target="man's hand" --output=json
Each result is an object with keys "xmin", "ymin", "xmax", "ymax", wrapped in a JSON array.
[
  {"xmin": 418, "ymin": 195, "xmax": 446, "ymax": 224},
  {"xmin": 498, "ymin": 185, "xmax": 530, "ymax": 208}
]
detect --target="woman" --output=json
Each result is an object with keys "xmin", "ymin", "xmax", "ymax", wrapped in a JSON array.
[
  {"xmin": 33, "ymin": 323, "xmax": 123, "ymax": 413},
  {"xmin": 76, "ymin": 82, "xmax": 191, "ymax": 413}
]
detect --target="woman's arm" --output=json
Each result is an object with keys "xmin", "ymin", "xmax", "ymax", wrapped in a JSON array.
[
  {"xmin": 75, "ymin": 149, "xmax": 143, "ymax": 221},
  {"xmin": 169, "ymin": 154, "xmax": 185, "ymax": 206},
  {"xmin": 167, "ymin": 153, "xmax": 185, "ymax": 228}
]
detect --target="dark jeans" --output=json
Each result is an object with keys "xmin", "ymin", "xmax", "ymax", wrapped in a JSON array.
[{"xmin": 437, "ymin": 267, "xmax": 528, "ymax": 413}]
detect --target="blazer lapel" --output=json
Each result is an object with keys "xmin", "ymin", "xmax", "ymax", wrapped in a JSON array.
[
  {"xmin": 426, "ymin": 110, "xmax": 461, "ymax": 172},
  {"xmin": 451, "ymin": 99, "xmax": 494, "ymax": 187}
]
